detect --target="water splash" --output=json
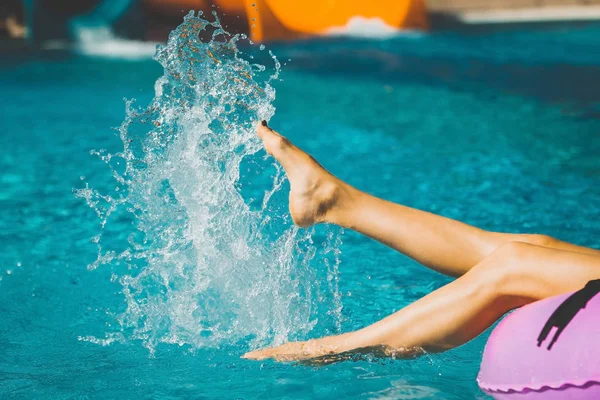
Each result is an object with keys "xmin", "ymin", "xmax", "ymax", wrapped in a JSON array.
[{"xmin": 76, "ymin": 11, "xmax": 343, "ymax": 353}]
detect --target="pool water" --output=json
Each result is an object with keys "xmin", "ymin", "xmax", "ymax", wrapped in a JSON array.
[{"xmin": 1, "ymin": 18, "xmax": 600, "ymax": 399}]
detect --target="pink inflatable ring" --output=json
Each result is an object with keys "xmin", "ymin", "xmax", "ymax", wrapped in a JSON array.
[{"xmin": 478, "ymin": 279, "xmax": 600, "ymax": 399}]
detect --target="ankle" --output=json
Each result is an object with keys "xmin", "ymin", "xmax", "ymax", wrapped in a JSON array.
[{"xmin": 320, "ymin": 180, "xmax": 355, "ymax": 226}]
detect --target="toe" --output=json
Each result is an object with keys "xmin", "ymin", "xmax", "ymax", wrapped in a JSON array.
[
  {"xmin": 256, "ymin": 120, "xmax": 271, "ymax": 140},
  {"xmin": 256, "ymin": 121, "xmax": 292, "ymax": 159},
  {"xmin": 242, "ymin": 348, "xmax": 271, "ymax": 360}
]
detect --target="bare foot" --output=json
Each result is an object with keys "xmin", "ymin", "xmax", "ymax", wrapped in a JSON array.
[
  {"xmin": 242, "ymin": 334, "xmax": 351, "ymax": 362},
  {"xmin": 242, "ymin": 339, "xmax": 333, "ymax": 362},
  {"xmin": 257, "ymin": 121, "xmax": 342, "ymax": 227},
  {"xmin": 241, "ymin": 336, "xmax": 419, "ymax": 363}
]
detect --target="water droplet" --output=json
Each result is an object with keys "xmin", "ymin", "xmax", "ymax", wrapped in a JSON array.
[
  {"xmin": 6, "ymin": 270, "xmax": 12, "ymax": 275},
  {"xmin": 259, "ymin": 44, "xmax": 265, "ymax": 51},
  {"xmin": 80, "ymin": 176, "xmax": 86, "ymax": 180},
  {"xmin": 16, "ymin": 262, "xmax": 22, "ymax": 267}
]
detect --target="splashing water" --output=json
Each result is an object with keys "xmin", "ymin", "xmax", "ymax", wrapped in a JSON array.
[{"xmin": 76, "ymin": 11, "xmax": 342, "ymax": 352}]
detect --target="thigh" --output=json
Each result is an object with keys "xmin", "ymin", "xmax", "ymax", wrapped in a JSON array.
[{"xmin": 483, "ymin": 242, "xmax": 600, "ymax": 301}]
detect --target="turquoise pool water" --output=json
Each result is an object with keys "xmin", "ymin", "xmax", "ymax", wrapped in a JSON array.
[{"xmin": 1, "ymin": 17, "xmax": 600, "ymax": 399}]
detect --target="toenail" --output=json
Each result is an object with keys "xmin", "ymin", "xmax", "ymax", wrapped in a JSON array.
[{"xmin": 261, "ymin": 120, "xmax": 268, "ymax": 127}]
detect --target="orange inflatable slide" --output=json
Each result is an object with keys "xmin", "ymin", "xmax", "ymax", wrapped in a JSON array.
[{"xmin": 144, "ymin": 0, "xmax": 429, "ymax": 41}]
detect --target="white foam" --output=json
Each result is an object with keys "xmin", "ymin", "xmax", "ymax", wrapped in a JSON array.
[
  {"xmin": 73, "ymin": 26, "xmax": 158, "ymax": 59},
  {"xmin": 78, "ymin": 334, "xmax": 126, "ymax": 346},
  {"xmin": 77, "ymin": 12, "xmax": 343, "ymax": 353},
  {"xmin": 326, "ymin": 16, "xmax": 421, "ymax": 39}
]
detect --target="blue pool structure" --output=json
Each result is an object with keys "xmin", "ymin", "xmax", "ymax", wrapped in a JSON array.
[{"xmin": 1, "ymin": 14, "xmax": 600, "ymax": 399}]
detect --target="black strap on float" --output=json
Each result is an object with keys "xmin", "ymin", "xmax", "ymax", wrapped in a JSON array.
[{"xmin": 537, "ymin": 279, "xmax": 600, "ymax": 351}]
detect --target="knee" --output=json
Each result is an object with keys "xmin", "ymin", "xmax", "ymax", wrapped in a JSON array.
[
  {"xmin": 470, "ymin": 242, "xmax": 532, "ymax": 297},
  {"xmin": 492, "ymin": 240, "xmax": 534, "ymax": 262},
  {"xmin": 522, "ymin": 234, "xmax": 557, "ymax": 248}
]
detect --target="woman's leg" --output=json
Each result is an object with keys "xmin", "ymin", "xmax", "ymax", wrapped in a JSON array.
[
  {"xmin": 257, "ymin": 122, "xmax": 600, "ymax": 277},
  {"xmin": 243, "ymin": 242, "xmax": 600, "ymax": 361}
]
